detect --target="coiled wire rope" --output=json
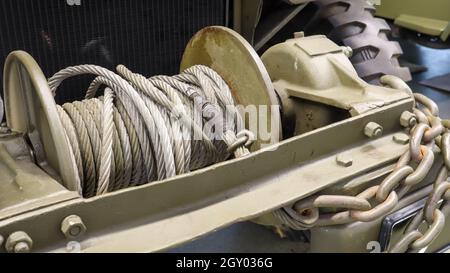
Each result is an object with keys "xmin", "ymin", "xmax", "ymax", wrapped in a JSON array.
[{"xmin": 48, "ymin": 64, "xmax": 253, "ymax": 197}]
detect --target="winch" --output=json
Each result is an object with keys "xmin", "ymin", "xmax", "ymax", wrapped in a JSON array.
[{"xmin": 0, "ymin": 26, "xmax": 449, "ymax": 253}]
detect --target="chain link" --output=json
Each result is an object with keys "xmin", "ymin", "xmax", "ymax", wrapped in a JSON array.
[{"xmin": 273, "ymin": 92, "xmax": 450, "ymax": 253}]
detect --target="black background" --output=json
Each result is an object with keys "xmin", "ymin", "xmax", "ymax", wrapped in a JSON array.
[{"xmin": 0, "ymin": 0, "xmax": 227, "ymax": 104}]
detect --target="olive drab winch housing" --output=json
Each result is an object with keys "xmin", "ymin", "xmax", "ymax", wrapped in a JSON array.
[{"xmin": 0, "ymin": 26, "xmax": 449, "ymax": 253}]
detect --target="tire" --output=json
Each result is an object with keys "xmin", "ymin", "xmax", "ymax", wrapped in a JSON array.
[{"xmin": 305, "ymin": 0, "xmax": 412, "ymax": 84}]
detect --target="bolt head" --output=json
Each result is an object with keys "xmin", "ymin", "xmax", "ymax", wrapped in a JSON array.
[
  {"xmin": 341, "ymin": 46, "xmax": 353, "ymax": 58},
  {"xmin": 393, "ymin": 133, "xmax": 410, "ymax": 145},
  {"xmin": 400, "ymin": 111, "xmax": 417, "ymax": 128},
  {"xmin": 61, "ymin": 215, "xmax": 86, "ymax": 239},
  {"xmin": 293, "ymin": 31, "xmax": 305, "ymax": 38},
  {"xmin": 336, "ymin": 154, "xmax": 353, "ymax": 167},
  {"xmin": 14, "ymin": 242, "xmax": 31, "ymax": 253},
  {"xmin": 5, "ymin": 231, "xmax": 33, "ymax": 253},
  {"xmin": 364, "ymin": 122, "xmax": 383, "ymax": 138}
]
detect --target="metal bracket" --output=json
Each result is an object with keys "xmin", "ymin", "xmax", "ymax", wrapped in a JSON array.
[{"xmin": 0, "ymin": 99, "xmax": 413, "ymax": 252}]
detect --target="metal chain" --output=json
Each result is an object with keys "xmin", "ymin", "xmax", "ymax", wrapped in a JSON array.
[{"xmin": 274, "ymin": 92, "xmax": 450, "ymax": 253}]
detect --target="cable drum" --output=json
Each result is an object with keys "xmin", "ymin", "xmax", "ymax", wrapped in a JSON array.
[{"xmin": 48, "ymin": 64, "xmax": 253, "ymax": 197}]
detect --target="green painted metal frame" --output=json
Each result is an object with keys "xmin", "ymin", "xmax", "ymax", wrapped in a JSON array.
[{"xmin": 0, "ymin": 98, "xmax": 413, "ymax": 252}]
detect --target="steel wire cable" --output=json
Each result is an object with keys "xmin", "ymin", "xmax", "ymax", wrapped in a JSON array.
[{"xmin": 48, "ymin": 64, "xmax": 252, "ymax": 197}]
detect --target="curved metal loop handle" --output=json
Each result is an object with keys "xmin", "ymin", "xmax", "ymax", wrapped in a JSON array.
[{"xmin": 3, "ymin": 51, "xmax": 80, "ymax": 192}]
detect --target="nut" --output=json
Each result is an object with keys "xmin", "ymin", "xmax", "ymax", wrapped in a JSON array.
[
  {"xmin": 5, "ymin": 231, "xmax": 32, "ymax": 253},
  {"xmin": 61, "ymin": 215, "xmax": 87, "ymax": 239},
  {"xmin": 400, "ymin": 111, "xmax": 417, "ymax": 128},
  {"xmin": 364, "ymin": 122, "xmax": 383, "ymax": 138},
  {"xmin": 336, "ymin": 154, "xmax": 353, "ymax": 167}
]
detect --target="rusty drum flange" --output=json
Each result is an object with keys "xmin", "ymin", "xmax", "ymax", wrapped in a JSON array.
[{"xmin": 181, "ymin": 26, "xmax": 282, "ymax": 150}]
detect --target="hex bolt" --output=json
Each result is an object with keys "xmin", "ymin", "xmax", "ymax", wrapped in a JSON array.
[
  {"xmin": 400, "ymin": 111, "xmax": 417, "ymax": 128},
  {"xmin": 0, "ymin": 126, "xmax": 11, "ymax": 134},
  {"xmin": 341, "ymin": 46, "xmax": 353, "ymax": 58},
  {"xmin": 14, "ymin": 242, "xmax": 31, "ymax": 253},
  {"xmin": 61, "ymin": 215, "xmax": 87, "ymax": 239},
  {"xmin": 5, "ymin": 231, "xmax": 33, "ymax": 253},
  {"xmin": 393, "ymin": 133, "xmax": 410, "ymax": 145},
  {"xmin": 364, "ymin": 122, "xmax": 383, "ymax": 138},
  {"xmin": 336, "ymin": 154, "xmax": 353, "ymax": 167}
]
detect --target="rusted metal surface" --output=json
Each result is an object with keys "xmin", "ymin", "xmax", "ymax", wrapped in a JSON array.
[{"xmin": 181, "ymin": 26, "xmax": 281, "ymax": 150}]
